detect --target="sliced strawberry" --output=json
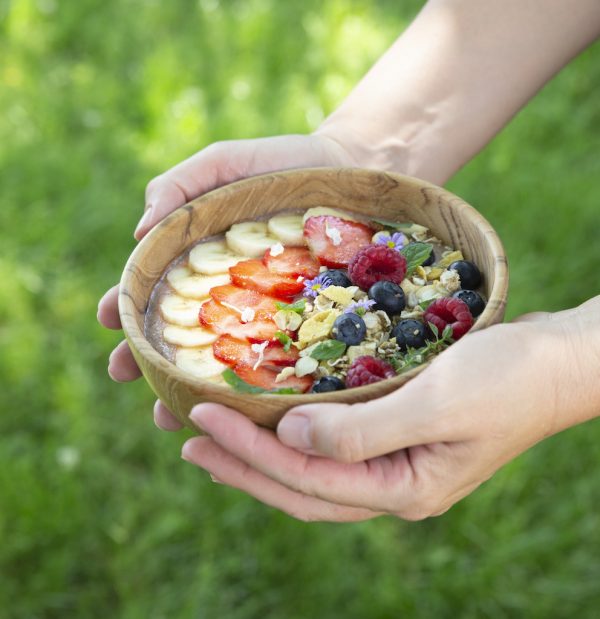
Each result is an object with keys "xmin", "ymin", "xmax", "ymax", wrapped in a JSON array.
[
  {"xmin": 199, "ymin": 300, "xmax": 279, "ymax": 342},
  {"xmin": 232, "ymin": 363, "xmax": 313, "ymax": 393},
  {"xmin": 209, "ymin": 284, "xmax": 279, "ymax": 316},
  {"xmin": 263, "ymin": 246, "xmax": 320, "ymax": 279},
  {"xmin": 213, "ymin": 334, "xmax": 299, "ymax": 368},
  {"xmin": 229, "ymin": 259, "xmax": 304, "ymax": 299},
  {"xmin": 304, "ymin": 215, "xmax": 374, "ymax": 268}
]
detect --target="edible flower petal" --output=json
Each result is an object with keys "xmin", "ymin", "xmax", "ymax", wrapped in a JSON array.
[
  {"xmin": 303, "ymin": 273, "xmax": 333, "ymax": 298},
  {"xmin": 375, "ymin": 231, "xmax": 407, "ymax": 251},
  {"xmin": 344, "ymin": 299, "xmax": 376, "ymax": 316}
]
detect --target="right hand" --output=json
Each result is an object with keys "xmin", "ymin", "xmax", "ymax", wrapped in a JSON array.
[{"xmin": 96, "ymin": 133, "xmax": 358, "ymax": 419}]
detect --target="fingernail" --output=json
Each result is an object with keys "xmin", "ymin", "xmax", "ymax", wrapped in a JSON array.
[
  {"xmin": 210, "ymin": 474, "xmax": 223, "ymax": 484},
  {"xmin": 134, "ymin": 205, "xmax": 153, "ymax": 239},
  {"xmin": 277, "ymin": 414, "xmax": 312, "ymax": 450},
  {"xmin": 189, "ymin": 405, "xmax": 209, "ymax": 433}
]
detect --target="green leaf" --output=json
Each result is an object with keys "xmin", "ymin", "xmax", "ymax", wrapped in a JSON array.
[
  {"xmin": 400, "ymin": 242, "xmax": 433, "ymax": 275},
  {"xmin": 428, "ymin": 322, "xmax": 439, "ymax": 339},
  {"xmin": 441, "ymin": 324, "xmax": 454, "ymax": 341},
  {"xmin": 370, "ymin": 218, "xmax": 416, "ymax": 231},
  {"xmin": 275, "ymin": 299, "xmax": 306, "ymax": 314},
  {"xmin": 275, "ymin": 330, "xmax": 293, "ymax": 351},
  {"xmin": 418, "ymin": 298, "xmax": 436, "ymax": 311},
  {"xmin": 309, "ymin": 339, "xmax": 347, "ymax": 361},
  {"xmin": 221, "ymin": 368, "xmax": 299, "ymax": 395}
]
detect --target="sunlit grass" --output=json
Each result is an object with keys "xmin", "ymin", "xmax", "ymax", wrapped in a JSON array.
[{"xmin": 1, "ymin": 0, "xmax": 599, "ymax": 617}]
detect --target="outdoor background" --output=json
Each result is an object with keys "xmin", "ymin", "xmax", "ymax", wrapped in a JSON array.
[{"xmin": 1, "ymin": 0, "xmax": 599, "ymax": 617}]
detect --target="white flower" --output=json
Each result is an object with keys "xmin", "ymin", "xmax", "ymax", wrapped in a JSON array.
[
  {"xmin": 240, "ymin": 307, "xmax": 255, "ymax": 323},
  {"xmin": 325, "ymin": 224, "xmax": 342, "ymax": 246},
  {"xmin": 250, "ymin": 341, "xmax": 269, "ymax": 370},
  {"xmin": 269, "ymin": 242, "xmax": 285, "ymax": 256}
]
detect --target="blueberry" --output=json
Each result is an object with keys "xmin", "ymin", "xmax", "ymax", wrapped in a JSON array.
[
  {"xmin": 322, "ymin": 269, "xmax": 351, "ymax": 287},
  {"xmin": 391, "ymin": 319, "xmax": 427, "ymax": 351},
  {"xmin": 452, "ymin": 290, "xmax": 486, "ymax": 317},
  {"xmin": 448, "ymin": 260, "xmax": 482, "ymax": 290},
  {"xmin": 368, "ymin": 280, "xmax": 406, "ymax": 315},
  {"xmin": 311, "ymin": 376, "xmax": 346, "ymax": 393},
  {"xmin": 331, "ymin": 313, "xmax": 366, "ymax": 346}
]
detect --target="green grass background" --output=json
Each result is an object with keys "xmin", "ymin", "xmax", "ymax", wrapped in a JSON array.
[{"xmin": 1, "ymin": 1, "xmax": 599, "ymax": 617}]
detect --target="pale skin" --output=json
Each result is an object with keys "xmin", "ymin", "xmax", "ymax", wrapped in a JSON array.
[{"xmin": 98, "ymin": 0, "xmax": 600, "ymax": 521}]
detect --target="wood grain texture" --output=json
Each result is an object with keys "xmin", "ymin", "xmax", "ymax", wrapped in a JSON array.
[{"xmin": 118, "ymin": 168, "xmax": 508, "ymax": 430}]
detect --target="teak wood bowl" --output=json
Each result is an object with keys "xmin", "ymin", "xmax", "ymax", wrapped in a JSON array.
[{"xmin": 119, "ymin": 168, "xmax": 508, "ymax": 430}]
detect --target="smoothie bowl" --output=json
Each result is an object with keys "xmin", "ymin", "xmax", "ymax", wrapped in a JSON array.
[{"xmin": 118, "ymin": 168, "xmax": 508, "ymax": 430}]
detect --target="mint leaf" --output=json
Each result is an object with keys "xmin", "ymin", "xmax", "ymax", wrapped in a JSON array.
[
  {"xmin": 441, "ymin": 324, "xmax": 454, "ymax": 341},
  {"xmin": 427, "ymin": 322, "xmax": 439, "ymax": 339},
  {"xmin": 400, "ymin": 242, "xmax": 433, "ymax": 276},
  {"xmin": 275, "ymin": 299, "xmax": 306, "ymax": 314},
  {"xmin": 222, "ymin": 368, "xmax": 299, "ymax": 394},
  {"xmin": 418, "ymin": 298, "xmax": 436, "ymax": 311},
  {"xmin": 275, "ymin": 330, "xmax": 293, "ymax": 352},
  {"xmin": 371, "ymin": 218, "xmax": 416, "ymax": 231},
  {"xmin": 222, "ymin": 368, "xmax": 268, "ymax": 393},
  {"xmin": 310, "ymin": 339, "xmax": 346, "ymax": 361}
]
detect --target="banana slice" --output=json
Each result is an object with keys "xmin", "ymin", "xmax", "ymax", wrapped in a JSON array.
[
  {"xmin": 267, "ymin": 214, "xmax": 306, "ymax": 246},
  {"xmin": 225, "ymin": 221, "xmax": 279, "ymax": 257},
  {"xmin": 189, "ymin": 240, "xmax": 248, "ymax": 275},
  {"xmin": 302, "ymin": 207, "xmax": 359, "ymax": 224},
  {"xmin": 159, "ymin": 294, "xmax": 206, "ymax": 327},
  {"xmin": 163, "ymin": 325, "xmax": 218, "ymax": 347},
  {"xmin": 166, "ymin": 266, "xmax": 230, "ymax": 299},
  {"xmin": 175, "ymin": 346, "xmax": 227, "ymax": 379}
]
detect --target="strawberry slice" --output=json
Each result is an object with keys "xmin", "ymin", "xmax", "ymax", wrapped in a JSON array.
[
  {"xmin": 232, "ymin": 363, "xmax": 313, "ymax": 393},
  {"xmin": 304, "ymin": 215, "xmax": 374, "ymax": 268},
  {"xmin": 209, "ymin": 284, "xmax": 279, "ymax": 317},
  {"xmin": 199, "ymin": 300, "xmax": 279, "ymax": 342},
  {"xmin": 229, "ymin": 259, "xmax": 304, "ymax": 299},
  {"xmin": 263, "ymin": 246, "xmax": 320, "ymax": 279},
  {"xmin": 213, "ymin": 334, "xmax": 299, "ymax": 368}
]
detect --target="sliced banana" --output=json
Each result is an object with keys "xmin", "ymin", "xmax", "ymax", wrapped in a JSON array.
[
  {"xmin": 163, "ymin": 325, "xmax": 218, "ymax": 347},
  {"xmin": 225, "ymin": 221, "xmax": 279, "ymax": 257},
  {"xmin": 189, "ymin": 240, "xmax": 248, "ymax": 275},
  {"xmin": 267, "ymin": 214, "xmax": 306, "ymax": 246},
  {"xmin": 166, "ymin": 266, "xmax": 230, "ymax": 299},
  {"xmin": 175, "ymin": 346, "xmax": 227, "ymax": 379},
  {"xmin": 302, "ymin": 206, "xmax": 359, "ymax": 224},
  {"xmin": 159, "ymin": 294, "xmax": 206, "ymax": 327}
]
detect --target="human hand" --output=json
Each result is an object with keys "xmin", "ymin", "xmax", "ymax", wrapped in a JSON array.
[
  {"xmin": 178, "ymin": 299, "xmax": 600, "ymax": 521},
  {"xmin": 97, "ymin": 133, "xmax": 356, "ymax": 383}
]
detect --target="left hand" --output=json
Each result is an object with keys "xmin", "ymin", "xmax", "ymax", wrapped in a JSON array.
[{"xmin": 176, "ymin": 302, "xmax": 600, "ymax": 522}]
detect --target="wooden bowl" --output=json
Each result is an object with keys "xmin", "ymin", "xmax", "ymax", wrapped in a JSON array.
[{"xmin": 119, "ymin": 168, "xmax": 508, "ymax": 430}]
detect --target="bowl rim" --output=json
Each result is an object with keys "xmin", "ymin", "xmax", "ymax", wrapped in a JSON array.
[{"xmin": 118, "ymin": 167, "xmax": 508, "ymax": 404}]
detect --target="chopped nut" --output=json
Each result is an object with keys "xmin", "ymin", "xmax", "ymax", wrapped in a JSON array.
[
  {"xmin": 314, "ymin": 294, "xmax": 335, "ymax": 312},
  {"xmin": 321, "ymin": 285, "xmax": 355, "ymax": 306},
  {"xmin": 240, "ymin": 307, "xmax": 255, "ymax": 323},
  {"xmin": 269, "ymin": 242, "xmax": 284, "ymax": 256},
  {"xmin": 346, "ymin": 342, "xmax": 377, "ymax": 364},
  {"xmin": 426, "ymin": 267, "xmax": 444, "ymax": 281},
  {"xmin": 440, "ymin": 269, "xmax": 461, "ymax": 293},
  {"xmin": 275, "ymin": 367, "xmax": 296, "ymax": 383},
  {"xmin": 297, "ymin": 309, "xmax": 341, "ymax": 348},
  {"xmin": 295, "ymin": 356, "xmax": 319, "ymax": 377},
  {"xmin": 274, "ymin": 309, "xmax": 303, "ymax": 331},
  {"xmin": 437, "ymin": 250, "xmax": 463, "ymax": 268}
]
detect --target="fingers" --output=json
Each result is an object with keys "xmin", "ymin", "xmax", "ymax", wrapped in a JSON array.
[
  {"xmin": 97, "ymin": 284, "xmax": 121, "ymax": 329},
  {"xmin": 277, "ymin": 367, "xmax": 459, "ymax": 463},
  {"xmin": 188, "ymin": 403, "xmax": 419, "ymax": 512},
  {"xmin": 108, "ymin": 340, "xmax": 142, "ymax": 382},
  {"xmin": 182, "ymin": 435, "xmax": 381, "ymax": 522},
  {"xmin": 135, "ymin": 141, "xmax": 249, "ymax": 240},
  {"xmin": 154, "ymin": 400, "xmax": 183, "ymax": 431}
]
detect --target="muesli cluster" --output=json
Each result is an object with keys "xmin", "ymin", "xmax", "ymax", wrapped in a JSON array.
[{"xmin": 150, "ymin": 207, "xmax": 486, "ymax": 394}]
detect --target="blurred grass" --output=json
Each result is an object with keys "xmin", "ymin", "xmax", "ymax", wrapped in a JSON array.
[{"xmin": 1, "ymin": 0, "xmax": 599, "ymax": 617}]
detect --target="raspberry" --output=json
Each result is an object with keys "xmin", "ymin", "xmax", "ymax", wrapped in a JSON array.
[
  {"xmin": 348, "ymin": 245, "xmax": 407, "ymax": 290},
  {"xmin": 346, "ymin": 355, "xmax": 396, "ymax": 388},
  {"xmin": 423, "ymin": 297, "xmax": 474, "ymax": 340}
]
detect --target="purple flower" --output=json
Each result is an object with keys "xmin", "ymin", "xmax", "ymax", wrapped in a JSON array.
[
  {"xmin": 303, "ymin": 273, "xmax": 333, "ymax": 298},
  {"xmin": 344, "ymin": 299, "xmax": 376, "ymax": 315},
  {"xmin": 375, "ymin": 231, "xmax": 407, "ymax": 251}
]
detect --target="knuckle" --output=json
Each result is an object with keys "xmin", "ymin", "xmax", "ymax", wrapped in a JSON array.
[{"xmin": 145, "ymin": 175, "xmax": 164, "ymax": 199}]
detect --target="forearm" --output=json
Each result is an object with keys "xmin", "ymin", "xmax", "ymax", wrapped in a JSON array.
[{"xmin": 317, "ymin": 0, "xmax": 600, "ymax": 185}]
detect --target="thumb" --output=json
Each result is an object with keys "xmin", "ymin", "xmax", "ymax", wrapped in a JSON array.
[{"xmin": 277, "ymin": 371, "xmax": 456, "ymax": 463}]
